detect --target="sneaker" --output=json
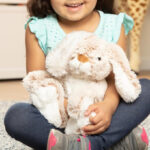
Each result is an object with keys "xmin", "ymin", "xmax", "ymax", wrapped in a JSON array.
[
  {"xmin": 47, "ymin": 129, "xmax": 91, "ymax": 150},
  {"xmin": 109, "ymin": 126, "xmax": 148, "ymax": 150}
]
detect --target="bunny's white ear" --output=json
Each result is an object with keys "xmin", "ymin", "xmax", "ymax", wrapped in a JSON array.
[
  {"xmin": 106, "ymin": 43, "xmax": 141, "ymax": 103},
  {"xmin": 46, "ymin": 38, "xmax": 71, "ymax": 78},
  {"xmin": 46, "ymin": 32, "xmax": 82, "ymax": 78}
]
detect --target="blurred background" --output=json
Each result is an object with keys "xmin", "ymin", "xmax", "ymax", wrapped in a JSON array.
[
  {"xmin": 0, "ymin": 0, "xmax": 29, "ymax": 100},
  {"xmin": 0, "ymin": 0, "xmax": 150, "ymax": 100}
]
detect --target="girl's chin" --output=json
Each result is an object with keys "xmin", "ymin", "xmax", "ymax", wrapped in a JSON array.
[
  {"xmin": 64, "ymin": 15, "xmax": 86, "ymax": 22},
  {"xmin": 59, "ymin": 12, "xmax": 85, "ymax": 22}
]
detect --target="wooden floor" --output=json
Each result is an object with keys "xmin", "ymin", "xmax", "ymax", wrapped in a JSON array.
[
  {"xmin": 0, "ymin": 71, "xmax": 150, "ymax": 101},
  {"xmin": 0, "ymin": 79, "xmax": 29, "ymax": 101}
]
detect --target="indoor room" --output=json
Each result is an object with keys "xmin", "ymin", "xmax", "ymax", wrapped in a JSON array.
[{"xmin": 0, "ymin": 0, "xmax": 150, "ymax": 149}]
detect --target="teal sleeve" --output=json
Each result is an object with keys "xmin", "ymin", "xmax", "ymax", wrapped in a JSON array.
[
  {"xmin": 113, "ymin": 13, "xmax": 134, "ymax": 43},
  {"xmin": 24, "ymin": 17, "xmax": 47, "ymax": 55}
]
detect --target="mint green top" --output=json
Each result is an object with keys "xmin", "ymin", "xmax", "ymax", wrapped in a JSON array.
[{"xmin": 25, "ymin": 10, "xmax": 134, "ymax": 56}]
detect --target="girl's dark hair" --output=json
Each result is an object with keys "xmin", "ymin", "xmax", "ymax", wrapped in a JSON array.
[{"xmin": 27, "ymin": 0, "xmax": 115, "ymax": 18}]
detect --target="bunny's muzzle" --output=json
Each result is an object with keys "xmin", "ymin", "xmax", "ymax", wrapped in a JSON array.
[{"xmin": 78, "ymin": 54, "xmax": 89, "ymax": 63}]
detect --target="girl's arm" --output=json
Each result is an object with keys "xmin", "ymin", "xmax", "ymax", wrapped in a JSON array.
[
  {"xmin": 25, "ymin": 25, "xmax": 46, "ymax": 73},
  {"xmin": 102, "ymin": 25, "xmax": 127, "ymax": 115},
  {"xmin": 83, "ymin": 25, "xmax": 127, "ymax": 135},
  {"xmin": 25, "ymin": 26, "xmax": 68, "ymax": 117}
]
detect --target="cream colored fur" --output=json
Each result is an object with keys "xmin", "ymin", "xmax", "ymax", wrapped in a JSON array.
[{"xmin": 23, "ymin": 31, "xmax": 141, "ymax": 135}]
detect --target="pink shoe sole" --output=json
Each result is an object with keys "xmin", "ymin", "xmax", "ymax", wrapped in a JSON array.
[
  {"xmin": 141, "ymin": 127, "xmax": 149, "ymax": 145},
  {"xmin": 47, "ymin": 129, "xmax": 57, "ymax": 150}
]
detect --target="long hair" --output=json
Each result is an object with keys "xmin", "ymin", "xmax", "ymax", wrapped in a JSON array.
[{"xmin": 27, "ymin": 0, "xmax": 115, "ymax": 18}]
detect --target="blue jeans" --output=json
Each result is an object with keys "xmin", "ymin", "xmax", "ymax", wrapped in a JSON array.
[{"xmin": 4, "ymin": 79, "xmax": 150, "ymax": 150}]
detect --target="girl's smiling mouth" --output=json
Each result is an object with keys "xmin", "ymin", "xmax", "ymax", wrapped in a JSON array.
[
  {"xmin": 65, "ymin": 2, "xmax": 84, "ymax": 12},
  {"xmin": 65, "ymin": 2, "xmax": 84, "ymax": 7}
]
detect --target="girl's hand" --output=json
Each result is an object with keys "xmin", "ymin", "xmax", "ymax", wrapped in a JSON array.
[{"xmin": 82, "ymin": 101, "xmax": 113, "ymax": 135}]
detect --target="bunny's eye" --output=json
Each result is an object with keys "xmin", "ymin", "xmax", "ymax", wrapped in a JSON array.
[{"xmin": 97, "ymin": 57, "xmax": 101, "ymax": 61}]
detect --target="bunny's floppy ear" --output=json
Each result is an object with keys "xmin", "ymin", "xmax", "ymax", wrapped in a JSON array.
[
  {"xmin": 46, "ymin": 31, "xmax": 94, "ymax": 78},
  {"xmin": 106, "ymin": 43, "xmax": 141, "ymax": 103}
]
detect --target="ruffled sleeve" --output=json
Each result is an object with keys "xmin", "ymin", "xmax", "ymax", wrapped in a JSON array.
[
  {"xmin": 25, "ymin": 17, "xmax": 47, "ymax": 55},
  {"xmin": 113, "ymin": 13, "xmax": 134, "ymax": 42}
]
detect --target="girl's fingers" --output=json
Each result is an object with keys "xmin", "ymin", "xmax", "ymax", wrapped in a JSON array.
[
  {"xmin": 83, "ymin": 120, "xmax": 104, "ymax": 132},
  {"xmin": 84, "ymin": 126, "xmax": 106, "ymax": 135},
  {"xmin": 84, "ymin": 105, "xmax": 97, "ymax": 116},
  {"xmin": 89, "ymin": 113, "xmax": 102, "ymax": 124}
]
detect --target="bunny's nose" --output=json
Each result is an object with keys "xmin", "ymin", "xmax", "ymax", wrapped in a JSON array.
[{"xmin": 78, "ymin": 54, "xmax": 89, "ymax": 63}]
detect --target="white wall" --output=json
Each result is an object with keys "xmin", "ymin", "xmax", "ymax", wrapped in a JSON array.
[{"xmin": 0, "ymin": 5, "xmax": 28, "ymax": 79}]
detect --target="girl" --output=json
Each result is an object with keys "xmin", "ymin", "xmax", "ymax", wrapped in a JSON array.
[{"xmin": 4, "ymin": 0, "xmax": 150, "ymax": 150}]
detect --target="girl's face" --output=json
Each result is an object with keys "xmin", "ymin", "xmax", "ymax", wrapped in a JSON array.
[{"xmin": 50, "ymin": 0, "xmax": 97, "ymax": 22}]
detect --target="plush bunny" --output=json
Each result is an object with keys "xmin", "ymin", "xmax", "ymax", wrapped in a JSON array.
[{"xmin": 23, "ymin": 31, "xmax": 141, "ymax": 135}]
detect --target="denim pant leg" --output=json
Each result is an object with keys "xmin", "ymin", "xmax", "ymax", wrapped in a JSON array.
[
  {"xmin": 88, "ymin": 79, "xmax": 150, "ymax": 150},
  {"xmin": 4, "ymin": 103, "xmax": 64, "ymax": 150},
  {"xmin": 4, "ymin": 79, "xmax": 150, "ymax": 150}
]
